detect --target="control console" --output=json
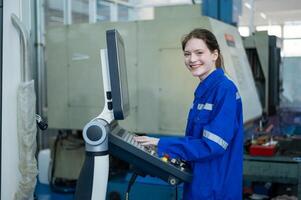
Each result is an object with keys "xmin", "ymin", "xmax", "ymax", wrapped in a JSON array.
[{"xmin": 108, "ymin": 121, "xmax": 193, "ymax": 185}]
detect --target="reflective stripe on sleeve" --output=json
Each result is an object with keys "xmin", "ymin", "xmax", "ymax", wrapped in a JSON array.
[
  {"xmin": 197, "ymin": 103, "xmax": 213, "ymax": 111},
  {"xmin": 203, "ymin": 130, "xmax": 228, "ymax": 150},
  {"xmin": 204, "ymin": 103, "xmax": 213, "ymax": 110}
]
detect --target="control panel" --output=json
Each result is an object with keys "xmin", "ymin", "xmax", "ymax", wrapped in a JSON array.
[{"xmin": 108, "ymin": 121, "xmax": 193, "ymax": 185}]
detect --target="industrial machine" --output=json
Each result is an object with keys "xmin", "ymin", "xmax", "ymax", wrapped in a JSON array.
[
  {"xmin": 242, "ymin": 32, "xmax": 301, "ymax": 199},
  {"xmin": 74, "ymin": 29, "xmax": 192, "ymax": 200},
  {"xmin": 243, "ymin": 31, "xmax": 282, "ymax": 116},
  {"xmin": 46, "ymin": 5, "xmax": 262, "ymax": 133}
]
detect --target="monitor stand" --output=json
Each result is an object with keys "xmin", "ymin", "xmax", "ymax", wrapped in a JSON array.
[{"xmin": 74, "ymin": 49, "xmax": 113, "ymax": 200}]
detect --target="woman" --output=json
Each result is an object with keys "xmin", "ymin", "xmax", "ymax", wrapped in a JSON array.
[{"xmin": 134, "ymin": 28, "xmax": 243, "ymax": 200}]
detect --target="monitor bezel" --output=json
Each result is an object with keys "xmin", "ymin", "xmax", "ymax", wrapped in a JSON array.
[{"xmin": 106, "ymin": 29, "xmax": 130, "ymax": 120}]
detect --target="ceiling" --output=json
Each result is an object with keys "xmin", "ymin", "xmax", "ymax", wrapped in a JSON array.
[
  {"xmin": 238, "ymin": 0, "xmax": 301, "ymax": 26},
  {"xmin": 136, "ymin": 0, "xmax": 301, "ymax": 26},
  {"xmin": 46, "ymin": 0, "xmax": 301, "ymax": 27}
]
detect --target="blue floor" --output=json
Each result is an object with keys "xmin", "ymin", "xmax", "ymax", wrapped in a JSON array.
[
  {"xmin": 35, "ymin": 182, "xmax": 74, "ymax": 200},
  {"xmin": 35, "ymin": 174, "xmax": 183, "ymax": 200}
]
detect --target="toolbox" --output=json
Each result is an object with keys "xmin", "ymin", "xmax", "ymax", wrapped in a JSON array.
[{"xmin": 249, "ymin": 144, "xmax": 277, "ymax": 156}]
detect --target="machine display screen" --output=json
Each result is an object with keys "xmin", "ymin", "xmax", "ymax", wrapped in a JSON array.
[{"xmin": 106, "ymin": 29, "xmax": 130, "ymax": 120}]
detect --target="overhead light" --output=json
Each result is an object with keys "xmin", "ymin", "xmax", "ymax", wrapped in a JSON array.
[
  {"xmin": 260, "ymin": 12, "xmax": 266, "ymax": 19},
  {"xmin": 244, "ymin": 2, "xmax": 251, "ymax": 10}
]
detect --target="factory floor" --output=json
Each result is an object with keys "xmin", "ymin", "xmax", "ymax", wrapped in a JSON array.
[
  {"xmin": 35, "ymin": 181, "xmax": 74, "ymax": 200},
  {"xmin": 35, "ymin": 179, "xmax": 298, "ymax": 200},
  {"xmin": 34, "ymin": 173, "xmax": 182, "ymax": 200}
]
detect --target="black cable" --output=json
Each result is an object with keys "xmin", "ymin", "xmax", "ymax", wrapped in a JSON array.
[{"xmin": 125, "ymin": 173, "xmax": 138, "ymax": 200}]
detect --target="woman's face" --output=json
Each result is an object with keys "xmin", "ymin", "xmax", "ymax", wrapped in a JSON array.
[{"xmin": 183, "ymin": 38, "xmax": 218, "ymax": 81}]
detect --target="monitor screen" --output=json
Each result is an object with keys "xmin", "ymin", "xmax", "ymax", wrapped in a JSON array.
[{"xmin": 106, "ymin": 29, "xmax": 130, "ymax": 120}]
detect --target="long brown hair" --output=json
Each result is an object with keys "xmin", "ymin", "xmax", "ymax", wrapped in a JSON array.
[{"xmin": 181, "ymin": 28, "xmax": 224, "ymax": 69}]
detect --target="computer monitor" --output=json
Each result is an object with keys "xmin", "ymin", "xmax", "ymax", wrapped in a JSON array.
[{"xmin": 106, "ymin": 29, "xmax": 130, "ymax": 120}]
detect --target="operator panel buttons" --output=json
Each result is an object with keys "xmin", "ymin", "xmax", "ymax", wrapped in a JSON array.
[
  {"xmin": 109, "ymin": 128, "xmax": 193, "ymax": 184},
  {"xmin": 106, "ymin": 91, "xmax": 112, "ymax": 100}
]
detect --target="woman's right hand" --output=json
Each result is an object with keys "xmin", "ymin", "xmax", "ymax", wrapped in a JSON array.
[{"xmin": 133, "ymin": 136, "xmax": 159, "ymax": 147}]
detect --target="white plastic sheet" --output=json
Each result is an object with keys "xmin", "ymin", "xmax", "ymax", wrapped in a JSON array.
[{"xmin": 14, "ymin": 80, "xmax": 38, "ymax": 200}]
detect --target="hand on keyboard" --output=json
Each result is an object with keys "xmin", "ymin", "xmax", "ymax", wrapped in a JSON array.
[{"xmin": 133, "ymin": 136, "xmax": 159, "ymax": 147}]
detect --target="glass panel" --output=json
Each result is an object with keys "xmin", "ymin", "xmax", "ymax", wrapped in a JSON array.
[
  {"xmin": 96, "ymin": 1, "xmax": 112, "ymax": 22},
  {"xmin": 72, "ymin": 0, "xmax": 89, "ymax": 24},
  {"xmin": 283, "ymin": 24, "xmax": 301, "ymax": 38},
  {"xmin": 45, "ymin": 0, "xmax": 64, "ymax": 27},
  {"xmin": 118, "ymin": 4, "xmax": 130, "ymax": 21},
  {"xmin": 283, "ymin": 39, "xmax": 301, "ymax": 57}
]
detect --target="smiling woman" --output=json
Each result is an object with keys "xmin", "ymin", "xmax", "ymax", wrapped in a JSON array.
[
  {"xmin": 183, "ymin": 37, "xmax": 218, "ymax": 80},
  {"xmin": 181, "ymin": 29, "xmax": 224, "ymax": 82},
  {"xmin": 134, "ymin": 28, "xmax": 244, "ymax": 200}
]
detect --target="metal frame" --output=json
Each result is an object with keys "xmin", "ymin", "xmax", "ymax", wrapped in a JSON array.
[
  {"xmin": 11, "ymin": 14, "xmax": 31, "ymax": 82},
  {"xmin": 35, "ymin": 0, "xmax": 47, "ymax": 149},
  {"xmin": 0, "ymin": 0, "xmax": 3, "ymax": 199}
]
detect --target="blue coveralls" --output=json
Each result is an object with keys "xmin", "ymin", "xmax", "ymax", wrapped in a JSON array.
[{"xmin": 157, "ymin": 68, "xmax": 244, "ymax": 200}]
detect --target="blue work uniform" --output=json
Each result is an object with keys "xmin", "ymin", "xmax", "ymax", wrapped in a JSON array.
[{"xmin": 157, "ymin": 68, "xmax": 244, "ymax": 200}]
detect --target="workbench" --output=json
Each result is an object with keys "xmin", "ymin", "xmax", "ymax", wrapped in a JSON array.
[{"xmin": 244, "ymin": 155, "xmax": 301, "ymax": 199}]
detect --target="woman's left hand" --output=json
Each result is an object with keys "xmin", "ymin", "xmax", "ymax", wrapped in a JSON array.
[{"xmin": 134, "ymin": 136, "xmax": 159, "ymax": 146}]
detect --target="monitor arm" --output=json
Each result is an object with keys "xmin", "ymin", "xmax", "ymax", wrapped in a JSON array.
[{"xmin": 74, "ymin": 49, "xmax": 113, "ymax": 200}]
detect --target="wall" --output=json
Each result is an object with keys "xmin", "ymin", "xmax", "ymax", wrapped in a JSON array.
[
  {"xmin": 2, "ymin": 0, "xmax": 22, "ymax": 199},
  {"xmin": 1, "ymin": 0, "xmax": 35, "ymax": 199}
]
